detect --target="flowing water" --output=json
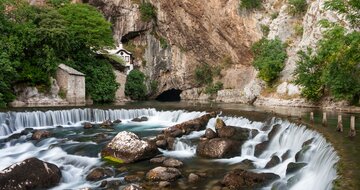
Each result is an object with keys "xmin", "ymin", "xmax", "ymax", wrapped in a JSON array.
[{"xmin": 0, "ymin": 108, "xmax": 339, "ymax": 190}]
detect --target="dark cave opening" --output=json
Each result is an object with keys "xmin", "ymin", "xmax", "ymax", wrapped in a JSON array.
[{"xmin": 156, "ymin": 89, "xmax": 182, "ymax": 102}]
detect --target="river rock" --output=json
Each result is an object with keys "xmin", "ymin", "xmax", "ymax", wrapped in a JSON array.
[
  {"xmin": 163, "ymin": 112, "xmax": 217, "ymax": 138},
  {"xmin": 123, "ymin": 184, "xmax": 144, "ymax": 190},
  {"xmin": 31, "ymin": 130, "xmax": 51, "ymax": 140},
  {"xmin": 221, "ymin": 169, "xmax": 280, "ymax": 189},
  {"xmin": 254, "ymin": 140, "xmax": 269, "ymax": 157},
  {"xmin": 265, "ymin": 155, "xmax": 281, "ymax": 168},
  {"xmin": 233, "ymin": 159, "xmax": 256, "ymax": 170},
  {"xmin": 132, "ymin": 117, "xmax": 148, "ymax": 122},
  {"xmin": 146, "ymin": 167, "xmax": 181, "ymax": 182},
  {"xmin": 196, "ymin": 138, "xmax": 242, "ymax": 158},
  {"xmin": 295, "ymin": 145, "xmax": 311, "ymax": 162},
  {"xmin": 113, "ymin": 119, "xmax": 122, "ymax": 124},
  {"xmin": 100, "ymin": 120, "xmax": 112, "ymax": 128},
  {"xmin": 86, "ymin": 167, "xmax": 113, "ymax": 181},
  {"xmin": 156, "ymin": 139, "xmax": 167, "ymax": 149},
  {"xmin": 166, "ymin": 137, "xmax": 175, "ymax": 150},
  {"xmin": 286, "ymin": 162, "xmax": 307, "ymax": 175},
  {"xmin": 302, "ymin": 138, "xmax": 314, "ymax": 147},
  {"xmin": 150, "ymin": 156, "xmax": 167, "ymax": 164},
  {"xmin": 281, "ymin": 150, "xmax": 291, "ymax": 161},
  {"xmin": 159, "ymin": 181, "xmax": 171, "ymax": 187},
  {"xmin": 268, "ymin": 124, "xmax": 281, "ymax": 140},
  {"xmin": 0, "ymin": 157, "xmax": 62, "ymax": 190},
  {"xmin": 124, "ymin": 174, "xmax": 143, "ymax": 183},
  {"xmin": 163, "ymin": 158, "xmax": 183, "ymax": 167},
  {"xmin": 188, "ymin": 173, "xmax": 200, "ymax": 183},
  {"xmin": 204, "ymin": 128, "xmax": 217, "ymax": 139},
  {"xmin": 101, "ymin": 131, "xmax": 160, "ymax": 163},
  {"xmin": 83, "ymin": 122, "xmax": 93, "ymax": 129}
]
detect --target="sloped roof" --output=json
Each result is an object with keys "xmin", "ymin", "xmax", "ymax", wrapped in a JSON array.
[
  {"xmin": 115, "ymin": 48, "xmax": 132, "ymax": 55},
  {"xmin": 58, "ymin": 64, "xmax": 85, "ymax": 76}
]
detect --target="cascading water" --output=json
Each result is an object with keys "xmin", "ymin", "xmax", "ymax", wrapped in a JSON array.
[{"xmin": 0, "ymin": 108, "xmax": 339, "ymax": 190}]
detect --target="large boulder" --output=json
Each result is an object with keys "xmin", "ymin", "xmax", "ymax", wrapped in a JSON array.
[
  {"xmin": 163, "ymin": 158, "xmax": 183, "ymax": 168},
  {"xmin": 286, "ymin": 162, "xmax": 307, "ymax": 175},
  {"xmin": 31, "ymin": 130, "xmax": 51, "ymax": 140},
  {"xmin": 204, "ymin": 128, "xmax": 217, "ymax": 139},
  {"xmin": 265, "ymin": 155, "xmax": 281, "ymax": 169},
  {"xmin": 254, "ymin": 140, "xmax": 269, "ymax": 157},
  {"xmin": 146, "ymin": 167, "xmax": 181, "ymax": 182},
  {"xmin": 101, "ymin": 131, "xmax": 160, "ymax": 163},
  {"xmin": 0, "ymin": 157, "xmax": 62, "ymax": 190},
  {"xmin": 215, "ymin": 118, "xmax": 258, "ymax": 141},
  {"xmin": 221, "ymin": 169, "xmax": 280, "ymax": 189},
  {"xmin": 86, "ymin": 167, "xmax": 113, "ymax": 181},
  {"xmin": 196, "ymin": 138, "xmax": 242, "ymax": 158},
  {"xmin": 163, "ymin": 112, "xmax": 217, "ymax": 138}
]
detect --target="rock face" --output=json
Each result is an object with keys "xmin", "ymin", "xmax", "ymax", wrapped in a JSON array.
[
  {"xmin": 101, "ymin": 131, "xmax": 160, "ymax": 163},
  {"xmin": 0, "ymin": 157, "xmax": 62, "ymax": 190},
  {"xmin": 146, "ymin": 167, "xmax": 181, "ymax": 182},
  {"xmin": 221, "ymin": 169, "xmax": 280, "ymax": 189}
]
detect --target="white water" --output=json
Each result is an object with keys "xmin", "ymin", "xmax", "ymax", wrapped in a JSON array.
[{"xmin": 0, "ymin": 108, "xmax": 339, "ymax": 190}]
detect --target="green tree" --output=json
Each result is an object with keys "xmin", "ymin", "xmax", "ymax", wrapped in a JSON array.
[
  {"xmin": 251, "ymin": 38, "xmax": 287, "ymax": 85},
  {"xmin": 324, "ymin": 0, "xmax": 360, "ymax": 28},
  {"xmin": 125, "ymin": 69, "xmax": 147, "ymax": 100}
]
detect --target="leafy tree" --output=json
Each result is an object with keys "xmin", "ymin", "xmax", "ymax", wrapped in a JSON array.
[
  {"xmin": 125, "ymin": 69, "xmax": 147, "ymax": 100},
  {"xmin": 324, "ymin": 0, "xmax": 360, "ymax": 28},
  {"xmin": 251, "ymin": 38, "xmax": 287, "ymax": 85},
  {"xmin": 294, "ymin": 25, "xmax": 360, "ymax": 102}
]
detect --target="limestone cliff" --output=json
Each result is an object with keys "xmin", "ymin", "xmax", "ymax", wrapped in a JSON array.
[{"xmin": 90, "ymin": 0, "xmax": 350, "ymax": 106}]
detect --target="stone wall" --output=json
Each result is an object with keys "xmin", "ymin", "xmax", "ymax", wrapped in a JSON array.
[{"xmin": 114, "ymin": 70, "xmax": 128, "ymax": 102}]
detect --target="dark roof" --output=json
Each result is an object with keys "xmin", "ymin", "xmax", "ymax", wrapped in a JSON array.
[
  {"xmin": 58, "ymin": 64, "xmax": 85, "ymax": 76},
  {"xmin": 115, "ymin": 48, "xmax": 132, "ymax": 55}
]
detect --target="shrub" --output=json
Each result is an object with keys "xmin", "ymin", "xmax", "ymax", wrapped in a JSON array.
[
  {"xmin": 294, "ymin": 23, "xmax": 304, "ymax": 36},
  {"xmin": 125, "ymin": 69, "xmax": 147, "ymax": 100},
  {"xmin": 271, "ymin": 12, "xmax": 279, "ymax": 19},
  {"xmin": 205, "ymin": 82, "xmax": 224, "ymax": 95},
  {"xmin": 159, "ymin": 37, "xmax": 168, "ymax": 49},
  {"xmin": 240, "ymin": 0, "xmax": 262, "ymax": 10},
  {"xmin": 288, "ymin": 0, "xmax": 308, "ymax": 15},
  {"xmin": 324, "ymin": 0, "xmax": 359, "ymax": 28},
  {"xmin": 260, "ymin": 24, "xmax": 270, "ymax": 37},
  {"xmin": 195, "ymin": 63, "xmax": 213, "ymax": 85},
  {"xmin": 251, "ymin": 38, "xmax": 287, "ymax": 85},
  {"xmin": 139, "ymin": 2, "xmax": 156, "ymax": 22}
]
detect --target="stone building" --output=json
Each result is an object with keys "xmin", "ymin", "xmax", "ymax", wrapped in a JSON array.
[
  {"xmin": 56, "ymin": 64, "xmax": 86, "ymax": 105},
  {"xmin": 115, "ymin": 48, "xmax": 133, "ymax": 74}
]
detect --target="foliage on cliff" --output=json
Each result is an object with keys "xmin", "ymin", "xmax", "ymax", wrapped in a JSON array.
[
  {"xmin": 125, "ymin": 69, "xmax": 147, "ymax": 100},
  {"xmin": 294, "ymin": 25, "xmax": 360, "ymax": 102},
  {"xmin": 251, "ymin": 38, "xmax": 287, "ymax": 85},
  {"xmin": 0, "ymin": 0, "xmax": 117, "ymax": 106}
]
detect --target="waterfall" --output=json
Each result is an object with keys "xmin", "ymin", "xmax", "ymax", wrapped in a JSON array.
[{"xmin": 0, "ymin": 108, "xmax": 207, "ymax": 137}]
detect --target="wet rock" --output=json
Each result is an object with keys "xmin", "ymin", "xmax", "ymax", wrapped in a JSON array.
[
  {"xmin": 113, "ymin": 119, "xmax": 122, "ymax": 124},
  {"xmin": 86, "ymin": 167, "xmax": 113, "ymax": 181},
  {"xmin": 156, "ymin": 139, "xmax": 167, "ymax": 149},
  {"xmin": 100, "ymin": 120, "xmax": 112, "ymax": 128},
  {"xmin": 271, "ymin": 181, "xmax": 288, "ymax": 190},
  {"xmin": 0, "ymin": 157, "xmax": 61, "ymax": 190},
  {"xmin": 302, "ymin": 138, "xmax": 314, "ymax": 147},
  {"xmin": 83, "ymin": 122, "xmax": 93, "ymax": 129},
  {"xmin": 105, "ymin": 180, "xmax": 122, "ymax": 189},
  {"xmin": 166, "ymin": 137, "xmax": 175, "ymax": 150},
  {"xmin": 221, "ymin": 169, "xmax": 280, "ymax": 189},
  {"xmin": 117, "ymin": 166, "xmax": 128, "ymax": 173},
  {"xmin": 215, "ymin": 118, "xmax": 254, "ymax": 141},
  {"xmin": 261, "ymin": 124, "xmax": 272, "ymax": 131},
  {"xmin": 286, "ymin": 162, "xmax": 307, "ymax": 175},
  {"xmin": 215, "ymin": 118, "xmax": 226, "ymax": 130},
  {"xmin": 268, "ymin": 124, "xmax": 281, "ymax": 140},
  {"xmin": 150, "ymin": 156, "xmax": 167, "ymax": 164},
  {"xmin": 197, "ymin": 138, "xmax": 242, "ymax": 158},
  {"xmin": 31, "ymin": 130, "xmax": 51, "ymax": 140},
  {"xmin": 254, "ymin": 140, "xmax": 269, "ymax": 157},
  {"xmin": 93, "ymin": 133, "xmax": 107, "ymax": 143},
  {"xmin": 132, "ymin": 117, "xmax": 149, "ymax": 122},
  {"xmin": 233, "ymin": 159, "xmax": 256, "ymax": 170},
  {"xmin": 159, "ymin": 181, "xmax": 171, "ymax": 187},
  {"xmin": 188, "ymin": 173, "xmax": 200, "ymax": 183},
  {"xmin": 124, "ymin": 174, "xmax": 143, "ymax": 183},
  {"xmin": 163, "ymin": 158, "xmax": 183, "ymax": 168},
  {"xmin": 295, "ymin": 145, "xmax": 311, "ymax": 162},
  {"xmin": 281, "ymin": 150, "xmax": 291, "ymax": 161},
  {"xmin": 101, "ymin": 131, "xmax": 160, "ymax": 163},
  {"xmin": 163, "ymin": 112, "xmax": 217, "ymax": 138},
  {"xmin": 100, "ymin": 180, "xmax": 107, "ymax": 188},
  {"xmin": 123, "ymin": 184, "xmax": 144, "ymax": 190},
  {"xmin": 265, "ymin": 155, "xmax": 281, "ymax": 168},
  {"xmin": 146, "ymin": 167, "xmax": 181, "ymax": 181},
  {"xmin": 204, "ymin": 128, "xmax": 217, "ymax": 139}
]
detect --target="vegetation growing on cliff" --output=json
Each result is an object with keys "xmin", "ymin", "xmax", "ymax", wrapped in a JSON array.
[
  {"xmin": 288, "ymin": 0, "xmax": 308, "ymax": 15},
  {"xmin": 251, "ymin": 38, "xmax": 287, "ymax": 85},
  {"xmin": 0, "ymin": 0, "xmax": 117, "ymax": 106},
  {"xmin": 239, "ymin": 0, "xmax": 262, "ymax": 10},
  {"xmin": 139, "ymin": 2, "xmax": 156, "ymax": 22},
  {"xmin": 125, "ymin": 69, "xmax": 147, "ymax": 100}
]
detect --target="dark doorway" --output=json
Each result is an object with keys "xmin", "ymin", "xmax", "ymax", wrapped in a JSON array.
[{"xmin": 156, "ymin": 89, "xmax": 182, "ymax": 102}]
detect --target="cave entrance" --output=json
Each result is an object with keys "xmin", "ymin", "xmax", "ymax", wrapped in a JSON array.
[{"xmin": 156, "ymin": 89, "xmax": 182, "ymax": 102}]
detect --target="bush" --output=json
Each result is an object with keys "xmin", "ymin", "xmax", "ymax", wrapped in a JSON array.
[
  {"xmin": 240, "ymin": 0, "xmax": 262, "ymax": 10},
  {"xmin": 205, "ymin": 82, "xmax": 224, "ymax": 95},
  {"xmin": 159, "ymin": 37, "xmax": 168, "ymax": 49},
  {"xmin": 195, "ymin": 63, "xmax": 213, "ymax": 85},
  {"xmin": 139, "ymin": 2, "xmax": 156, "ymax": 22},
  {"xmin": 260, "ymin": 24, "xmax": 270, "ymax": 37},
  {"xmin": 294, "ymin": 26, "xmax": 360, "ymax": 102},
  {"xmin": 125, "ymin": 69, "xmax": 147, "ymax": 100},
  {"xmin": 288, "ymin": 0, "xmax": 308, "ymax": 15},
  {"xmin": 324, "ymin": 0, "xmax": 359, "ymax": 28},
  {"xmin": 251, "ymin": 38, "xmax": 287, "ymax": 85}
]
